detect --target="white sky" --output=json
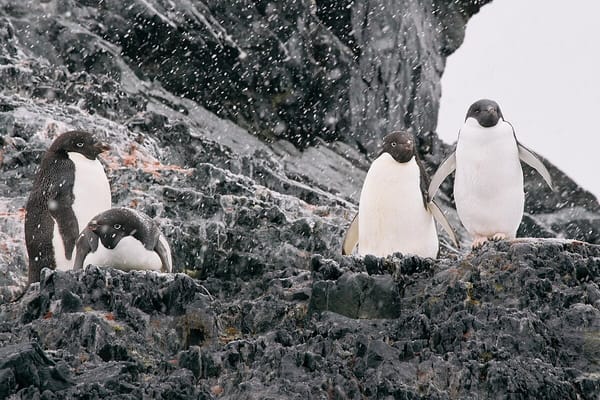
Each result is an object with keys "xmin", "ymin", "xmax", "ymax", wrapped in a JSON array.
[{"xmin": 437, "ymin": 0, "xmax": 600, "ymax": 201}]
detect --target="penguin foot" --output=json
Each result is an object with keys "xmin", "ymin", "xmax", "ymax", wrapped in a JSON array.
[
  {"xmin": 490, "ymin": 233, "xmax": 508, "ymax": 242},
  {"xmin": 471, "ymin": 236, "xmax": 488, "ymax": 249}
]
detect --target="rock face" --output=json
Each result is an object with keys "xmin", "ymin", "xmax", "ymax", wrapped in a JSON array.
[
  {"xmin": 2, "ymin": 241, "xmax": 600, "ymax": 399},
  {"xmin": 0, "ymin": 0, "xmax": 599, "ymax": 399},
  {"xmin": 0, "ymin": 0, "xmax": 491, "ymax": 151}
]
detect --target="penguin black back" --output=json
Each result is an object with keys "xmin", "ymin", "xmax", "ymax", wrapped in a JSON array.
[
  {"xmin": 88, "ymin": 208, "xmax": 158, "ymax": 250},
  {"xmin": 74, "ymin": 208, "xmax": 172, "ymax": 273},
  {"xmin": 25, "ymin": 130, "xmax": 110, "ymax": 283}
]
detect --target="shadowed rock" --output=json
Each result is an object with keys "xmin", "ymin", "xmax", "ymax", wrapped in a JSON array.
[
  {"xmin": 0, "ymin": 342, "xmax": 73, "ymax": 395},
  {"xmin": 0, "ymin": 0, "xmax": 599, "ymax": 399},
  {"xmin": 2, "ymin": 240, "xmax": 597, "ymax": 398}
]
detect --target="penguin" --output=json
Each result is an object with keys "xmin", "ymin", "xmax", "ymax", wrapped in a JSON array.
[
  {"xmin": 25, "ymin": 131, "xmax": 111, "ymax": 283},
  {"xmin": 342, "ymin": 131, "xmax": 458, "ymax": 258},
  {"xmin": 74, "ymin": 207, "xmax": 172, "ymax": 273},
  {"xmin": 428, "ymin": 99, "xmax": 554, "ymax": 248}
]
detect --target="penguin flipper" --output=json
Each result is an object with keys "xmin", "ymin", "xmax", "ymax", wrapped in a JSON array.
[
  {"xmin": 73, "ymin": 229, "xmax": 99, "ymax": 269},
  {"xmin": 25, "ymin": 210, "xmax": 56, "ymax": 283},
  {"xmin": 517, "ymin": 143, "xmax": 554, "ymax": 191},
  {"xmin": 49, "ymin": 203, "xmax": 80, "ymax": 262},
  {"xmin": 342, "ymin": 213, "xmax": 359, "ymax": 255},
  {"xmin": 428, "ymin": 200, "xmax": 459, "ymax": 248},
  {"xmin": 428, "ymin": 152, "xmax": 456, "ymax": 200},
  {"xmin": 154, "ymin": 233, "xmax": 173, "ymax": 273}
]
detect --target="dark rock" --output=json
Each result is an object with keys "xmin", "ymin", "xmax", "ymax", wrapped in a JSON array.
[
  {"xmin": 0, "ymin": 342, "xmax": 73, "ymax": 393},
  {"xmin": 0, "ymin": 367, "xmax": 16, "ymax": 398},
  {"xmin": 574, "ymin": 373, "xmax": 600, "ymax": 400},
  {"xmin": 0, "ymin": 0, "xmax": 600, "ymax": 399},
  {"xmin": 310, "ymin": 267, "xmax": 401, "ymax": 319},
  {"xmin": 59, "ymin": 290, "xmax": 83, "ymax": 314},
  {"xmin": 0, "ymin": 0, "xmax": 493, "ymax": 152},
  {"xmin": 178, "ymin": 346, "xmax": 203, "ymax": 379},
  {"xmin": 517, "ymin": 213, "xmax": 556, "ymax": 238}
]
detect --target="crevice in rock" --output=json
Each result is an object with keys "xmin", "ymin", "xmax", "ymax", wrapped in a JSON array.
[{"xmin": 314, "ymin": 0, "xmax": 360, "ymax": 59}]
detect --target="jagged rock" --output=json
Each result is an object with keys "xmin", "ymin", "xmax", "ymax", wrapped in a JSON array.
[
  {"xmin": 310, "ymin": 254, "xmax": 403, "ymax": 319},
  {"xmin": 1, "ymin": 240, "xmax": 598, "ymax": 399},
  {"xmin": 310, "ymin": 270, "xmax": 401, "ymax": 319},
  {"xmin": 0, "ymin": 0, "xmax": 490, "ymax": 149},
  {"xmin": 0, "ymin": 342, "xmax": 73, "ymax": 396},
  {"xmin": 0, "ymin": 1, "xmax": 600, "ymax": 399}
]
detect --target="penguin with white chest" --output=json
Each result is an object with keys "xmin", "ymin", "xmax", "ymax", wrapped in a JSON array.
[
  {"xmin": 428, "ymin": 99, "xmax": 554, "ymax": 248},
  {"xmin": 74, "ymin": 207, "xmax": 172, "ymax": 273},
  {"xmin": 25, "ymin": 131, "xmax": 111, "ymax": 283},
  {"xmin": 342, "ymin": 131, "xmax": 458, "ymax": 258}
]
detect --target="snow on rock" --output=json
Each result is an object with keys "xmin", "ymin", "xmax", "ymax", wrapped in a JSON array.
[{"xmin": 0, "ymin": 0, "xmax": 599, "ymax": 398}]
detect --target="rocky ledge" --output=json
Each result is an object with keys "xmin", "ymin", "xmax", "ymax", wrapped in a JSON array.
[
  {"xmin": 0, "ymin": 0, "xmax": 600, "ymax": 399},
  {"xmin": 0, "ymin": 239, "xmax": 599, "ymax": 399}
]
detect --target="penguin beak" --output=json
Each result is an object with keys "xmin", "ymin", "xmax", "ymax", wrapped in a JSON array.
[
  {"xmin": 88, "ymin": 221, "xmax": 99, "ymax": 232},
  {"xmin": 94, "ymin": 142, "xmax": 110, "ymax": 153}
]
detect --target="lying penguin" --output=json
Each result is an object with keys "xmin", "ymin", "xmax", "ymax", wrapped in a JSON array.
[
  {"xmin": 74, "ymin": 207, "xmax": 172, "ymax": 272},
  {"xmin": 342, "ymin": 131, "xmax": 458, "ymax": 258},
  {"xmin": 428, "ymin": 99, "xmax": 554, "ymax": 248}
]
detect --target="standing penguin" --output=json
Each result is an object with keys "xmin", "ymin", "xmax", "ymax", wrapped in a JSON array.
[
  {"xmin": 74, "ymin": 208, "xmax": 172, "ymax": 273},
  {"xmin": 25, "ymin": 131, "xmax": 111, "ymax": 283},
  {"xmin": 428, "ymin": 99, "xmax": 554, "ymax": 248},
  {"xmin": 342, "ymin": 131, "xmax": 458, "ymax": 258}
]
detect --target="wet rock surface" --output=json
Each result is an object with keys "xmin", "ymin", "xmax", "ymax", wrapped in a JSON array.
[
  {"xmin": 0, "ymin": 0, "xmax": 489, "ymax": 150},
  {"xmin": 0, "ymin": 0, "xmax": 599, "ymax": 399},
  {"xmin": 1, "ymin": 240, "xmax": 599, "ymax": 399}
]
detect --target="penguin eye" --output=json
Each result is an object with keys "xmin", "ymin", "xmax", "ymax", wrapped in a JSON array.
[
  {"xmin": 391, "ymin": 142, "xmax": 397, "ymax": 147},
  {"xmin": 113, "ymin": 224, "xmax": 122, "ymax": 230},
  {"xmin": 76, "ymin": 142, "xmax": 84, "ymax": 148}
]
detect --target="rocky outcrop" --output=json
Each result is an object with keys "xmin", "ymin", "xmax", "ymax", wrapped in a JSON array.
[
  {"xmin": 1, "ymin": 240, "xmax": 599, "ymax": 399},
  {"xmin": 0, "ymin": 0, "xmax": 599, "ymax": 399},
  {"xmin": 0, "ymin": 0, "xmax": 492, "ymax": 150}
]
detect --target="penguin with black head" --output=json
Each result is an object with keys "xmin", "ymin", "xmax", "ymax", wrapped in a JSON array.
[
  {"xmin": 25, "ymin": 131, "xmax": 111, "ymax": 283},
  {"xmin": 342, "ymin": 131, "xmax": 457, "ymax": 258},
  {"xmin": 74, "ymin": 207, "xmax": 172, "ymax": 273},
  {"xmin": 428, "ymin": 99, "xmax": 554, "ymax": 248}
]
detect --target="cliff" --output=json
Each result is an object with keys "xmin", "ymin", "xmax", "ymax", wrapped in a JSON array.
[{"xmin": 0, "ymin": 0, "xmax": 599, "ymax": 399}]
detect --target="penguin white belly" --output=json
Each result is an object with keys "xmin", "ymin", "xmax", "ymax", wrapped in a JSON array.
[
  {"xmin": 454, "ymin": 119, "xmax": 524, "ymax": 238},
  {"xmin": 52, "ymin": 223, "xmax": 70, "ymax": 271},
  {"xmin": 51, "ymin": 153, "xmax": 111, "ymax": 270},
  {"xmin": 358, "ymin": 154, "xmax": 438, "ymax": 258},
  {"xmin": 83, "ymin": 236, "xmax": 163, "ymax": 271},
  {"xmin": 68, "ymin": 152, "xmax": 111, "ymax": 233}
]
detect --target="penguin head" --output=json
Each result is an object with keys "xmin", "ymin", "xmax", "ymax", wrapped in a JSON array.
[
  {"xmin": 465, "ymin": 99, "xmax": 504, "ymax": 128},
  {"xmin": 381, "ymin": 131, "xmax": 416, "ymax": 163},
  {"xmin": 87, "ymin": 209, "xmax": 141, "ymax": 249},
  {"xmin": 49, "ymin": 131, "xmax": 110, "ymax": 160}
]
